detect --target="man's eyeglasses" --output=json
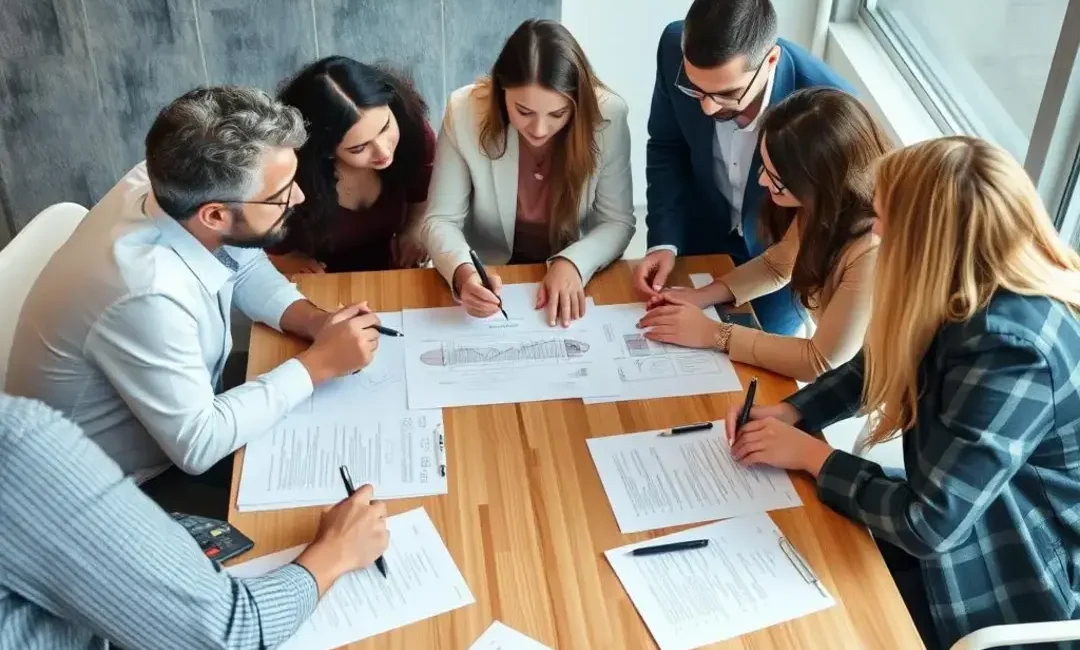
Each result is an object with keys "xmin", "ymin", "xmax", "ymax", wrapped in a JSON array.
[
  {"xmin": 674, "ymin": 55, "xmax": 768, "ymax": 109},
  {"xmin": 759, "ymin": 164, "xmax": 787, "ymax": 195},
  {"xmin": 201, "ymin": 173, "xmax": 297, "ymax": 212}
]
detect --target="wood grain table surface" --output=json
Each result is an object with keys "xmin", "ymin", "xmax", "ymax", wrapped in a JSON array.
[{"xmin": 229, "ymin": 255, "xmax": 923, "ymax": 650}]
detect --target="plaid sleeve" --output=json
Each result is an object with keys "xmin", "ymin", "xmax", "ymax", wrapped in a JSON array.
[
  {"xmin": 815, "ymin": 332, "xmax": 1053, "ymax": 558},
  {"xmin": 784, "ymin": 351, "xmax": 866, "ymax": 432}
]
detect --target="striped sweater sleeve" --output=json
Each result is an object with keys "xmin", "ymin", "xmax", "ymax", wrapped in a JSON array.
[{"xmin": 0, "ymin": 396, "xmax": 316, "ymax": 650}]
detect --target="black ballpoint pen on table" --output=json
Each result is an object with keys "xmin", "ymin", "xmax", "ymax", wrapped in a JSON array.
[
  {"xmin": 469, "ymin": 249, "xmax": 508, "ymax": 320},
  {"xmin": 632, "ymin": 539, "xmax": 709, "ymax": 556},
  {"xmin": 659, "ymin": 422, "xmax": 714, "ymax": 437},
  {"xmin": 338, "ymin": 465, "xmax": 388, "ymax": 578}
]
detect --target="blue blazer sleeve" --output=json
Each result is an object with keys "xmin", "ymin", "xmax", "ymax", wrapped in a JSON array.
[{"xmin": 645, "ymin": 23, "xmax": 694, "ymax": 250}]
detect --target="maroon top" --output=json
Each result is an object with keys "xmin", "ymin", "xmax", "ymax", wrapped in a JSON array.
[{"xmin": 273, "ymin": 122, "xmax": 436, "ymax": 272}]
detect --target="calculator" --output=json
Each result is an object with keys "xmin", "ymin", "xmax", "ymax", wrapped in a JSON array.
[{"xmin": 171, "ymin": 512, "xmax": 255, "ymax": 564}]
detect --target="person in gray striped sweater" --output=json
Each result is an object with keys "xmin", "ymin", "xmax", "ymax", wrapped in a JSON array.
[{"xmin": 0, "ymin": 393, "xmax": 388, "ymax": 650}]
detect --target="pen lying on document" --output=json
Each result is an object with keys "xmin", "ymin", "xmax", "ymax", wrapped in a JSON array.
[
  {"xmin": 632, "ymin": 539, "xmax": 709, "ymax": 556},
  {"xmin": 338, "ymin": 465, "xmax": 389, "ymax": 578},
  {"xmin": 659, "ymin": 422, "xmax": 714, "ymax": 437},
  {"xmin": 435, "ymin": 425, "xmax": 447, "ymax": 478}
]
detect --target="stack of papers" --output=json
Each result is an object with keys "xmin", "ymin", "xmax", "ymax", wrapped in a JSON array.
[
  {"xmin": 227, "ymin": 508, "xmax": 474, "ymax": 650},
  {"xmin": 605, "ymin": 515, "xmax": 834, "ymax": 650},
  {"xmin": 236, "ymin": 410, "xmax": 446, "ymax": 511}
]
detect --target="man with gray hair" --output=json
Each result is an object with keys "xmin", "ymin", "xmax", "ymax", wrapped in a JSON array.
[{"xmin": 6, "ymin": 87, "xmax": 381, "ymax": 512}]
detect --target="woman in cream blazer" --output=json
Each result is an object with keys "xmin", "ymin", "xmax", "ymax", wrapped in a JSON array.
[{"xmin": 421, "ymin": 19, "xmax": 634, "ymax": 326}]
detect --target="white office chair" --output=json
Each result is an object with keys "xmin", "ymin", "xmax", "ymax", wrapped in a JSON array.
[
  {"xmin": 0, "ymin": 202, "xmax": 88, "ymax": 387},
  {"xmin": 950, "ymin": 621, "xmax": 1080, "ymax": 649}
]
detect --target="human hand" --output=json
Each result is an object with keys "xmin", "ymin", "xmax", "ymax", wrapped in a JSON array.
[
  {"xmin": 537, "ymin": 258, "xmax": 585, "ymax": 327},
  {"xmin": 633, "ymin": 249, "xmax": 676, "ymax": 297},
  {"xmin": 646, "ymin": 286, "xmax": 711, "ymax": 310},
  {"xmin": 637, "ymin": 295, "xmax": 720, "ymax": 349},
  {"xmin": 453, "ymin": 264, "xmax": 503, "ymax": 319},
  {"xmin": 269, "ymin": 252, "xmax": 326, "ymax": 277},
  {"xmin": 297, "ymin": 307, "xmax": 381, "ymax": 383},
  {"xmin": 391, "ymin": 231, "xmax": 429, "ymax": 268},
  {"xmin": 725, "ymin": 403, "xmax": 833, "ymax": 475},
  {"xmin": 724, "ymin": 402, "xmax": 802, "ymax": 445},
  {"xmin": 295, "ymin": 484, "xmax": 389, "ymax": 595}
]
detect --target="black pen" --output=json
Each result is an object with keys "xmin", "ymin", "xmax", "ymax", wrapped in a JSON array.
[
  {"xmin": 370, "ymin": 324, "xmax": 404, "ymax": 337},
  {"xmin": 737, "ymin": 377, "xmax": 758, "ymax": 430},
  {"xmin": 469, "ymin": 249, "xmax": 508, "ymax": 320},
  {"xmin": 632, "ymin": 539, "xmax": 709, "ymax": 556},
  {"xmin": 335, "ymin": 303, "xmax": 403, "ymax": 338},
  {"xmin": 338, "ymin": 465, "xmax": 388, "ymax": 579},
  {"xmin": 659, "ymin": 422, "xmax": 714, "ymax": 437}
]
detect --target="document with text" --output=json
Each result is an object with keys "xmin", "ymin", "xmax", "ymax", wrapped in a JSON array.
[
  {"xmin": 228, "ymin": 508, "xmax": 474, "ymax": 650},
  {"xmin": 583, "ymin": 302, "xmax": 741, "ymax": 404},
  {"xmin": 605, "ymin": 514, "xmax": 834, "ymax": 650},
  {"xmin": 403, "ymin": 283, "xmax": 616, "ymax": 408},
  {"xmin": 585, "ymin": 423, "xmax": 801, "ymax": 533},
  {"xmin": 467, "ymin": 621, "xmax": 553, "ymax": 650},
  {"xmin": 237, "ymin": 410, "xmax": 446, "ymax": 511}
]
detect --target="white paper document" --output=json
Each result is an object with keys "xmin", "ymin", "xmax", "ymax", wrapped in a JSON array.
[
  {"xmin": 605, "ymin": 514, "xmax": 834, "ymax": 650},
  {"xmin": 227, "ymin": 508, "xmax": 474, "ymax": 650},
  {"xmin": 586, "ymin": 423, "xmax": 800, "ymax": 533},
  {"xmin": 403, "ymin": 283, "xmax": 618, "ymax": 408},
  {"xmin": 291, "ymin": 311, "xmax": 410, "ymax": 416},
  {"xmin": 237, "ymin": 410, "xmax": 446, "ymax": 511},
  {"xmin": 583, "ymin": 303, "xmax": 741, "ymax": 404},
  {"xmin": 468, "ymin": 621, "xmax": 553, "ymax": 650}
]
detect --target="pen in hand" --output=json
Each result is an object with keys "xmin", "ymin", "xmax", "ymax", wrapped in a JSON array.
[
  {"xmin": 728, "ymin": 377, "xmax": 758, "ymax": 445},
  {"xmin": 335, "ymin": 303, "xmax": 404, "ymax": 338},
  {"xmin": 469, "ymin": 249, "xmax": 508, "ymax": 320},
  {"xmin": 339, "ymin": 465, "xmax": 388, "ymax": 578}
]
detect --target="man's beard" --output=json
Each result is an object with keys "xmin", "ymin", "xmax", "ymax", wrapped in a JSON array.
[{"xmin": 222, "ymin": 207, "xmax": 292, "ymax": 249}]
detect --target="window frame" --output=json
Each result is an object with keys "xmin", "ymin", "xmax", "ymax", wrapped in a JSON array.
[{"xmin": 857, "ymin": 0, "xmax": 1080, "ymax": 246}]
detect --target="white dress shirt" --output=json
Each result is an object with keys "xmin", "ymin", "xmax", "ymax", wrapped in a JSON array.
[
  {"xmin": 5, "ymin": 163, "xmax": 313, "ymax": 480},
  {"xmin": 647, "ymin": 64, "xmax": 777, "ymax": 256}
]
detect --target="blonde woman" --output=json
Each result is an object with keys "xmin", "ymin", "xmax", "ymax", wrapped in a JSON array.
[{"xmin": 723, "ymin": 136, "xmax": 1080, "ymax": 649}]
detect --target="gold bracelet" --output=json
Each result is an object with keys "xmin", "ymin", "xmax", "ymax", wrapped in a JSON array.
[{"xmin": 713, "ymin": 321, "xmax": 734, "ymax": 353}]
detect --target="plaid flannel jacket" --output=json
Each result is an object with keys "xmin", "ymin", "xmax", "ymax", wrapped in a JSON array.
[{"xmin": 786, "ymin": 292, "xmax": 1080, "ymax": 649}]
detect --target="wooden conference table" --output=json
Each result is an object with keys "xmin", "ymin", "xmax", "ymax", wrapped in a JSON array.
[{"xmin": 229, "ymin": 255, "xmax": 923, "ymax": 650}]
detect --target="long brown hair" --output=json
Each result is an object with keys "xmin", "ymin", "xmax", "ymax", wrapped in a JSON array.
[
  {"xmin": 758, "ymin": 88, "xmax": 891, "ymax": 308},
  {"xmin": 474, "ymin": 19, "xmax": 606, "ymax": 249},
  {"xmin": 863, "ymin": 136, "xmax": 1080, "ymax": 445}
]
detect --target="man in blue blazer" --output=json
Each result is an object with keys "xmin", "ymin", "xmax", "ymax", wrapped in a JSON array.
[{"xmin": 635, "ymin": 0, "xmax": 854, "ymax": 335}]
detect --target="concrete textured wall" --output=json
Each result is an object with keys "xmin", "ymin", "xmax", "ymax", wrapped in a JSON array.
[{"xmin": 0, "ymin": 0, "xmax": 558, "ymax": 245}]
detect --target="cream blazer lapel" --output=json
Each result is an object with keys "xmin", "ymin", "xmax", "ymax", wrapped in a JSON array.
[{"xmin": 490, "ymin": 127, "xmax": 519, "ymax": 248}]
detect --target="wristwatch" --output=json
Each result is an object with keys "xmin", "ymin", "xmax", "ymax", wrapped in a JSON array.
[{"xmin": 713, "ymin": 321, "xmax": 734, "ymax": 353}]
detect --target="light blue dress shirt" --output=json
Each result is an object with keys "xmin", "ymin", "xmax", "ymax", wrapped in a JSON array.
[
  {"xmin": 5, "ymin": 163, "xmax": 314, "ymax": 479},
  {"xmin": 0, "ymin": 393, "xmax": 318, "ymax": 650}
]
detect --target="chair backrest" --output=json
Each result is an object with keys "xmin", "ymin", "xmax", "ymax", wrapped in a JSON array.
[{"xmin": 0, "ymin": 202, "xmax": 88, "ymax": 386}]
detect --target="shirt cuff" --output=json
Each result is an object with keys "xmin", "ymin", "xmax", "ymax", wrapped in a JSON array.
[
  {"xmin": 262, "ymin": 285, "xmax": 306, "ymax": 332},
  {"xmin": 784, "ymin": 386, "xmax": 828, "ymax": 433},
  {"xmin": 239, "ymin": 563, "xmax": 318, "ymax": 645},
  {"xmin": 646, "ymin": 244, "xmax": 678, "ymax": 256},
  {"xmin": 815, "ymin": 448, "xmax": 872, "ymax": 514},
  {"xmin": 262, "ymin": 358, "xmax": 315, "ymax": 409}
]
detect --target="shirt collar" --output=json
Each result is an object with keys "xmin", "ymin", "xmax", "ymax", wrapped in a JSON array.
[
  {"xmin": 148, "ymin": 197, "xmax": 234, "ymax": 295},
  {"xmin": 740, "ymin": 61, "xmax": 778, "ymax": 133}
]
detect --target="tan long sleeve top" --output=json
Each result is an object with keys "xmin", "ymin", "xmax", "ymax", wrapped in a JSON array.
[{"xmin": 720, "ymin": 221, "xmax": 879, "ymax": 382}]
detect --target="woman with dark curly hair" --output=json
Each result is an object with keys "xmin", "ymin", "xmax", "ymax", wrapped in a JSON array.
[{"xmin": 270, "ymin": 56, "xmax": 436, "ymax": 274}]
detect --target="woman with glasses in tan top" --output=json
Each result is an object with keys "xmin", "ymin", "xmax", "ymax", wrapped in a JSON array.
[{"xmin": 640, "ymin": 87, "xmax": 890, "ymax": 381}]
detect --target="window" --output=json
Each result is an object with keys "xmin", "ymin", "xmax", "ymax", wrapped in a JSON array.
[
  {"xmin": 862, "ymin": 0, "xmax": 1068, "ymax": 160},
  {"xmin": 860, "ymin": 0, "xmax": 1080, "ymax": 247}
]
